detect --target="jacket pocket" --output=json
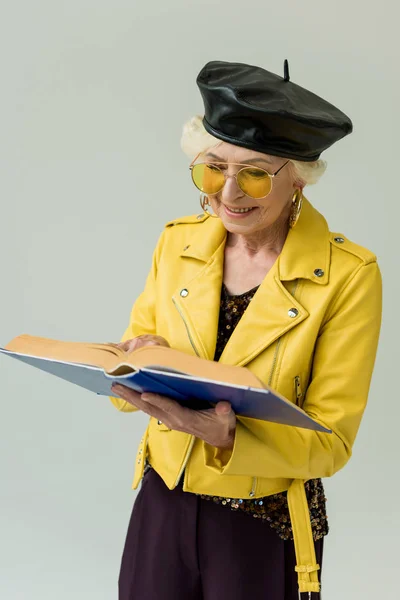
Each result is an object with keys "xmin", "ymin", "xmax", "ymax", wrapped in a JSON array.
[{"xmin": 294, "ymin": 375, "xmax": 303, "ymax": 406}]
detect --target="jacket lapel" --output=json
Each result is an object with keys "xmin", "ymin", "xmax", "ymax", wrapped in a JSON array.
[
  {"xmin": 217, "ymin": 267, "xmax": 309, "ymax": 367},
  {"xmin": 172, "ymin": 217, "xmax": 227, "ymax": 361}
]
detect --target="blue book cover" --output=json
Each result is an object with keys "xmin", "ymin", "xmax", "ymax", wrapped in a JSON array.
[{"xmin": 0, "ymin": 347, "xmax": 331, "ymax": 434}]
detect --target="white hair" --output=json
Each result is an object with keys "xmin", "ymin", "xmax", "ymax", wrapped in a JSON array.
[{"xmin": 180, "ymin": 115, "xmax": 327, "ymax": 187}]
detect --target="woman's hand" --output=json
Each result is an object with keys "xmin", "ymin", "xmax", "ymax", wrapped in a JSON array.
[
  {"xmin": 110, "ymin": 384, "xmax": 236, "ymax": 450},
  {"xmin": 117, "ymin": 334, "xmax": 170, "ymax": 353}
]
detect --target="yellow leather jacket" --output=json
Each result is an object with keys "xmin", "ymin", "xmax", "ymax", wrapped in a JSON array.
[{"xmin": 110, "ymin": 197, "xmax": 382, "ymax": 594}]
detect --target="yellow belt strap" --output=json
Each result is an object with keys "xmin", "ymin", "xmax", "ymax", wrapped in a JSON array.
[{"xmin": 287, "ymin": 479, "xmax": 321, "ymax": 594}]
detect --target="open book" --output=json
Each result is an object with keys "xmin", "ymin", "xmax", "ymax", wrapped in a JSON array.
[{"xmin": 0, "ymin": 334, "xmax": 331, "ymax": 433}]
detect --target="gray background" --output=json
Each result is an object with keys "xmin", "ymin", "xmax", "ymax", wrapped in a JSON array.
[{"xmin": 0, "ymin": 1, "xmax": 398, "ymax": 598}]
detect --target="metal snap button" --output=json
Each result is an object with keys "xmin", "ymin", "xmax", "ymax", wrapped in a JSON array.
[
  {"xmin": 180, "ymin": 288, "xmax": 189, "ymax": 297},
  {"xmin": 288, "ymin": 308, "xmax": 299, "ymax": 318},
  {"xmin": 334, "ymin": 237, "xmax": 345, "ymax": 243},
  {"xmin": 157, "ymin": 420, "xmax": 163, "ymax": 425},
  {"xmin": 314, "ymin": 269, "xmax": 324, "ymax": 278}
]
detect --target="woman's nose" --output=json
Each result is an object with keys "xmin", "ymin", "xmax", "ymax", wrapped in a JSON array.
[{"xmin": 220, "ymin": 173, "xmax": 242, "ymax": 201}]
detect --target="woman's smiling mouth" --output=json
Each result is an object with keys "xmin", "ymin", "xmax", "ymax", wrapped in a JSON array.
[{"xmin": 223, "ymin": 205, "xmax": 258, "ymax": 217}]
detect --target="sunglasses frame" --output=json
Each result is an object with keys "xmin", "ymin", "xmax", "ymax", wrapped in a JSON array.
[{"xmin": 189, "ymin": 152, "xmax": 290, "ymax": 199}]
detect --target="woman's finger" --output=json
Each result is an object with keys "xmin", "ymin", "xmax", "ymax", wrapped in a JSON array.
[
  {"xmin": 214, "ymin": 401, "xmax": 233, "ymax": 416},
  {"xmin": 111, "ymin": 385, "xmax": 174, "ymax": 422},
  {"xmin": 141, "ymin": 393, "xmax": 194, "ymax": 427},
  {"xmin": 117, "ymin": 339, "xmax": 139, "ymax": 353},
  {"xmin": 111, "ymin": 383, "xmax": 141, "ymax": 404}
]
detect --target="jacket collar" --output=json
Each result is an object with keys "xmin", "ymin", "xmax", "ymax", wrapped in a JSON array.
[{"xmin": 180, "ymin": 197, "xmax": 331, "ymax": 285}]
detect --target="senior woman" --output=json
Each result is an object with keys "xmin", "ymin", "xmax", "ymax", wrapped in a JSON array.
[{"xmin": 110, "ymin": 60, "xmax": 382, "ymax": 600}]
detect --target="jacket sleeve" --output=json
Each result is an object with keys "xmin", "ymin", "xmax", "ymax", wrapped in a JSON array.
[
  {"xmin": 109, "ymin": 229, "xmax": 167, "ymax": 413},
  {"xmin": 203, "ymin": 260, "xmax": 383, "ymax": 480}
]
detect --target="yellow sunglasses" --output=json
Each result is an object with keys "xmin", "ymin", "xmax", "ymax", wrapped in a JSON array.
[{"xmin": 189, "ymin": 153, "xmax": 290, "ymax": 200}]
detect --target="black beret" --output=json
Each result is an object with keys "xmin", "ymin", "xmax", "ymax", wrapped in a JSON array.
[{"xmin": 196, "ymin": 60, "xmax": 353, "ymax": 162}]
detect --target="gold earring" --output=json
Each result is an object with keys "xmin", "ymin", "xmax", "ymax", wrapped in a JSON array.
[
  {"xmin": 289, "ymin": 189, "xmax": 303, "ymax": 229},
  {"xmin": 199, "ymin": 193, "xmax": 218, "ymax": 217}
]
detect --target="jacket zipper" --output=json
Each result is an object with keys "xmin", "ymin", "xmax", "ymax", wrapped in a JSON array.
[
  {"xmin": 263, "ymin": 280, "xmax": 300, "ymax": 498},
  {"xmin": 174, "ymin": 435, "xmax": 196, "ymax": 487},
  {"xmin": 268, "ymin": 280, "xmax": 299, "ymax": 387},
  {"xmin": 172, "ymin": 296, "xmax": 200, "ymax": 487},
  {"xmin": 172, "ymin": 293, "xmax": 255, "ymax": 498},
  {"xmin": 267, "ymin": 338, "xmax": 282, "ymax": 387},
  {"xmin": 172, "ymin": 297, "xmax": 200, "ymax": 357},
  {"xmin": 294, "ymin": 375, "xmax": 303, "ymax": 405}
]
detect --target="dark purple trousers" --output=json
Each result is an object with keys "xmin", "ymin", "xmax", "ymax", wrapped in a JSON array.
[{"xmin": 119, "ymin": 468, "xmax": 324, "ymax": 600}]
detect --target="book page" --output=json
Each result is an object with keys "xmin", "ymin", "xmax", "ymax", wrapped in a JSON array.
[{"xmin": 4, "ymin": 335, "xmax": 126, "ymax": 372}]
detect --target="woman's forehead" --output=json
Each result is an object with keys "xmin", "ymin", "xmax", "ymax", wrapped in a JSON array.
[{"xmin": 203, "ymin": 142, "xmax": 276, "ymax": 165}]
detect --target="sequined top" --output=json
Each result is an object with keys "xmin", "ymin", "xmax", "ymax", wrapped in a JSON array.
[{"xmin": 197, "ymin": 283, "xmax": 329, "ymax": 542}]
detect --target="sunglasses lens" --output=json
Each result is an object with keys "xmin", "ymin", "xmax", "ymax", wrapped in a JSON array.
[
  {"xmin": 237, "ymin": 168, "xmax": 272, "ymax": 199},
  {"xmin": 191, "ymin": 164, "xmax": 225, "ymax": 194}
]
